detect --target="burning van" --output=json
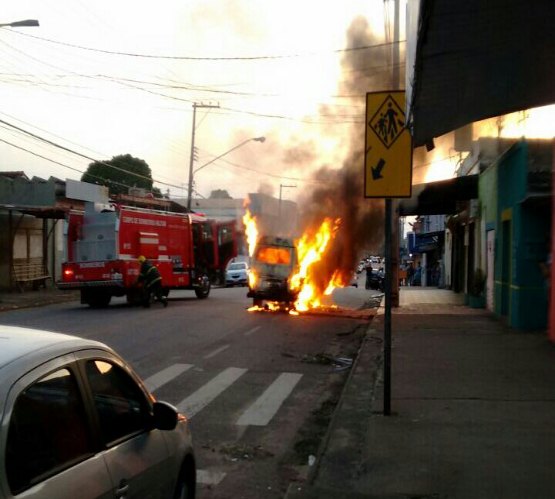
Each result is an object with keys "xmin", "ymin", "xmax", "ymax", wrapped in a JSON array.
[{"xmin": 247, "ymin": 236, "xmax": 299, "ymax": 307}]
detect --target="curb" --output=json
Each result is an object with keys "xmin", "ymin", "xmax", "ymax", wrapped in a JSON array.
[
  {"xmin": 0, "ymin": 291, "xmax": 80, "ymax": 313},
  {"xmin": 284, "ymin": 310, "xmax": 383, "ymax": 498}
]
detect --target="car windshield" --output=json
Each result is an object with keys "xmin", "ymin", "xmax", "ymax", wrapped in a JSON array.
[
  {"xmin": 255, "ymin": 246, "xmax": 292, "ymax": 265},
  {"xmin": 228, "ymin": 263, "xmax": 247, "ymax": 271}
]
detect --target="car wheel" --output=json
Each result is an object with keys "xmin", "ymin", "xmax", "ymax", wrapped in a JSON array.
[
  {"xmin": 86, "ymin": 291, "xmax": 112, "ymax": 308},
  {"xmin": 174, "ymin": 459, "xmax": 196, "ymax": 499},
  {"xmin": 174, "ymin": 479, "xmax": 190, "ymax": 499}
]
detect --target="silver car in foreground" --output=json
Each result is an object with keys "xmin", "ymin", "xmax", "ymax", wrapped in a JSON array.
[{"xmin": 0, "ymin": 325, "xmax": 195, "ymax": 499}]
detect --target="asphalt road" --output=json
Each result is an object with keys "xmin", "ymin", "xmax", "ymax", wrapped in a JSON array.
[{"xmin": 0, "ymin": 280, "xmax": 379, "ymax": 499}]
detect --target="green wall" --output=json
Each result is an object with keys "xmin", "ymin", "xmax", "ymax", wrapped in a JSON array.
[{"xmin": 494, "ymin": 141, "xmax": 550, "ymax": 329}]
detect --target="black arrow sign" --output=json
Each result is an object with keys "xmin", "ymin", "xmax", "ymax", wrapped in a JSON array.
[{"xmin": 371, "ymin": 158, "xmax": 386, "ymax": 180}]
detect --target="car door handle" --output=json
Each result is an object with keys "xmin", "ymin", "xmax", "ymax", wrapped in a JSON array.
[{"xmin": 115, "ymin": 479, "xmax": 129, "ymax": 498}]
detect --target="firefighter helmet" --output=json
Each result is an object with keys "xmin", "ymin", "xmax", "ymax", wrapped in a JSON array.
[{"xmin": 138, "ymin": 255, "xmax": 146, "ymax": 263}]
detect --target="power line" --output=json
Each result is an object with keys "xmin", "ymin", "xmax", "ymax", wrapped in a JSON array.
[
  {"xmin": 7, "ymin": 29, "xmax": 406, "ymax": 61},
  {"xmin": 0, "ymin": 118, "xmax": 183, "ymax": 189},
  {"xmin": 0, "ymin": 138, "xmax": 84, "ymax": 174},
  {"xmin": 0, "ymin": 137, "xmax": 162, "ymax": 191}
]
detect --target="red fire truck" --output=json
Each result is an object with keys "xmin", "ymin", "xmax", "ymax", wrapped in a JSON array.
[{"xmin": 58, "ymin": 202, "xmax": 237, "ymax": 307}]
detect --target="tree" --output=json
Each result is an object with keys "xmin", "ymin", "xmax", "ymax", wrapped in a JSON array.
[
  {"xmin": 209, "ymin": 189, "xmax": 232, "ymax": 199},
  {"xmin": 81, "ymin": 154, "xmax": 162, "ymax": 197}
]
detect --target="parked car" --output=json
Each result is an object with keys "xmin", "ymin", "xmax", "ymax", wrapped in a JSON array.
[
  {"xmin": 366, "ymin": 269, "xmax": 385, "ymax": 291},
  {"xmin": 0, "ymin": 325, "xmax": 196, "ymax": 499},
  {"xmin": 225, "ymin": 261, "xmax": 249, "ymax": 287}
]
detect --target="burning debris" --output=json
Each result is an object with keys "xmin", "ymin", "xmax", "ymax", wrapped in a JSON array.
[
  {"xmin": 242, "ymin": 200, "xmax": 378, "ymax": 319},
  {"xmin": 243, "ymin": 202, "xmax": 346, "ymax": 314}
]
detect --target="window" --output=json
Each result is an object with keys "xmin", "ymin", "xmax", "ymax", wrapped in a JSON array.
[
  {"xmin": 85, "ymin": 360, "xmax": 151, "ymax": 445},
  {"xmin": 256, "ymin": 246, "xmax": 292, "ymax": 265},
  {"xmin": 228, "ymin": 263, "xmax": 247, "ymax": 271},
  {"xmin": 6, "ymin": 368, "xmax": 92, "ymax": 494}
]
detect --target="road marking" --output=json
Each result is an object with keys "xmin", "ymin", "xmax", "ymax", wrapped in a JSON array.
[
  {"xmin": 237, "ymin": 372, "xmax": 303, "ymax": 426},
  {"xmin": 177, "ymin": 367, "xmax": 247, "ymax": 418},
  {"xmin": 204, "ymin": 344, "xmax": 230, "ymax": 359},
  {"xmin": 244, "ymin": 326, "xmax": 261, "ymax": 337},
  {"xmin": 197, "ymin": 469, "xmax": 227, "ymax": 486},
  {"xmin": 143, "ymin": 363, "xmax": 193, "ymax": 392}
]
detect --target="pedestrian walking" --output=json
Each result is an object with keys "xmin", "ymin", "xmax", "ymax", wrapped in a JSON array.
[
  {"xmin": 365, "ymin": 260, "xmax": 373, "ymax": 290},
  {"xmin": 137, "ymin": 255, "xmax": 168, "ymax": 307},
  {"xmin": 406, "ymin": 262, "xmax": 414, "ymax": 286}
]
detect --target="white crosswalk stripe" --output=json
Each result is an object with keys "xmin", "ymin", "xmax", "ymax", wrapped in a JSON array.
[
  {"xmin": 176, "ymin": 366, "xmax": 247, "ymax": 418},
  {"xmin": 143, "ymin": 363, "xmax": 193, "ymax": 392},
  {"xmin": 142, "ymin": 364, "xmax": 303, "ymax": 425},
  {"xmin": 237, "ymin": 372, "xmax": 303, "ymax": 426},
  {"xmin": 197, "ymin": 469, "xmax": 227, "ymax": 486}
]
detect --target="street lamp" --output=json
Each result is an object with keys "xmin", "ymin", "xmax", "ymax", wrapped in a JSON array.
[
  {"xmin": 0, "ymin": 19, "xmax": 39, "ymax": 28},
  {"xmin": 187, "ymin": 136, "xmax": 266, "ymax": 210}
]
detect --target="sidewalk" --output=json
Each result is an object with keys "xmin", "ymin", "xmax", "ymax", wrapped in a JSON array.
[
  {"xmin": 0, "ymin": 286, "xmax": 79, "ymax": 313},
  {"xmin": 286, "ymin": 288, "xmax": 555, "ymax": 499}
]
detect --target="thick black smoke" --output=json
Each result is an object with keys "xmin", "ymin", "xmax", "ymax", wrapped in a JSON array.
[{"xmin": 295, "ymin": 17, "xmax": 392, "ymax": 286}]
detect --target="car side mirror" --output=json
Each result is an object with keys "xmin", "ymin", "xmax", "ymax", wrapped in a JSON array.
[{"xmin": 152, "ymin": 401, "xmax": 179, "ymax": 430}]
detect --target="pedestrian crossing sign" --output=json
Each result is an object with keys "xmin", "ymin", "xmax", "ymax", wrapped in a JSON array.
[{"xmin": 364, "ymin": 90, "xmax": 413, "ymax": 198}]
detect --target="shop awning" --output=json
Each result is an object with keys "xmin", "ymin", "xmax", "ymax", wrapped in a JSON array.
[
  {"xmin": 399, "ymin": 175, "xmax": 478, "ymax": 216},
  {"xmin": 0, "ymin": 203, "xmax": 67, "ymax": 219},
  {"xmin": 406, "ymin": 0, "xmax": 555, "ymax": 147}
]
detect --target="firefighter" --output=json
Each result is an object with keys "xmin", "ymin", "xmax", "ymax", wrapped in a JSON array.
[{"xmin": 137, "ymin": 255, "xmax": 168, "ymax": 307}]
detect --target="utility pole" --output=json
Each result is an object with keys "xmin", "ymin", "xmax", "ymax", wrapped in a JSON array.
[
  {"xmin": 384, "ymin": 0, "xmax": 402, "ymax": 416},
  {"xmin": 187, "ymin": 102, "xmax": 219, "ymax": 211},
  {"xmin": 390, "ymin": 0, "xmax": 401, "ymax": 308}
]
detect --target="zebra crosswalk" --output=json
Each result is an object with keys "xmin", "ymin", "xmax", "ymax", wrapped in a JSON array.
[
  {"xmin": 142, "ymin": 363, "xmax": 303, "ymax": 426},
  {"xmin": 177, "ymin": 366, "xmax": 248, "ymax": 418},
  {"xmin": 237, "ymin": 372, "xmax": 303, "ymax": 426},
  {"xmin": 143, "ymin": 363, "xmax": 193, "ymax": 392},
  {"xmin": 142, "ymin": 362, "xmax": 304, "ymax": 487}
]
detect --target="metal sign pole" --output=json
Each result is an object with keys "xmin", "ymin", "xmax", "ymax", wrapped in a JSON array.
[
  {"xmin": 384, "ymin": 198, "xmax": 392, "ymax": 415},
  {"xmin": 364, "ymin": 90, "xmax": 412, "ymax": 417}
]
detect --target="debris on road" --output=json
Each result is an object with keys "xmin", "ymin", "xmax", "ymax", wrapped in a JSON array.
[
  {"xmin": 220, "ymin": 443, "xmax": 274, "ymax": 461},
  {"xmin": 301, "ymin": 353, "xmax": 353, "ymax": 371}
]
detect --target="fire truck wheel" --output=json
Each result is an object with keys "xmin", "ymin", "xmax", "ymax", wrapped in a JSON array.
[
  {"xmin": 87, "ymin": 291, "xmax": 112, "ymax": 308},
  {"xmin": 194, "ymin": 276, "xmax": 210, "ymax": 299}
]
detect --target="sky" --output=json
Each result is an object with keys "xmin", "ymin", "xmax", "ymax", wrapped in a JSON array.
[
  {"xmin": 2, "ymin": 1, "xmax": 555, "ymax": 205},
  {"xmin": 0, "ymin": 0, "xmax": 395, "ymax": 203}
]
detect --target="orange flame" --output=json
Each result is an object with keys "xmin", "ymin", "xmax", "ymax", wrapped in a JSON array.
[
  {"xmin": 242, "ymin": 199, "xmax": 349, "ymax": 314},
  {"xmin": 242, "ymin": 200, "xmax": 259, "ymax": 258},
  {"xmin": 290, "ymin": 218, "xmax": 342, "ymax": 312}
]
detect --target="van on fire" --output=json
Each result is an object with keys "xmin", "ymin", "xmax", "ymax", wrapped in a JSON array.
[{"xmin": 57, "ymin": 202, "xmax": 237, "ymax": 307}]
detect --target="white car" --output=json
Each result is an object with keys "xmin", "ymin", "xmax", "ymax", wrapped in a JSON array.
[
  {"xmin": 0, "ymin": 325, "xmax": 196, "ymax": 499},
  {"xmin": 225, "ymin": 261, "xmax": 249, "ymax": 287}
]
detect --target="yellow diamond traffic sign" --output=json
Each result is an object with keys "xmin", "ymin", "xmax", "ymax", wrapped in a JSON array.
[{"xmin": 364, "ymin": 91, "xmax": 413, "ymax": 198}]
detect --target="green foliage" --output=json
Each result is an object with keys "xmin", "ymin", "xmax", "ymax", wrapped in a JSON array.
[
  {"xmin": 81, "ymin": 154, "xmax": 159, "ymax": 196},
  {"xmin": 209, "ymin": 189, "xmax": 232, "ymax": 199}
]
